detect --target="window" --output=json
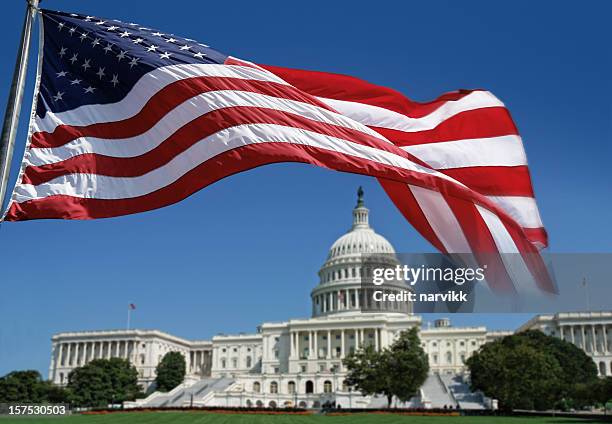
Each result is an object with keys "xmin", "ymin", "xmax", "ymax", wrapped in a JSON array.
[
  {"xmin": 305, "ymin": 380, "xmax": 314, "ymax": 393},
  {"xmin": 319, "ymin": 364, "xmax": 325, "ymax": 372},
  {"xmin": 446, "ymin": 352, "xmax": 452, "ymax": 363},
  {"xmin": 471, "ymin": 341, "xmax": 477, "ymax": 346},
  {"xmin": 323, "ymin": 380, "xmax": 332, "ymax": 393},
  {"xmin": 246, "ymin": 357, "xmax": 252, "ymax": 368},
  {"xmin": 342, "ymin": 380, "xmax": 349, "ymax": 392},
  {"xmin": 432, "ymin": 354, "xmax": 438, "ymax": 364},
  {"xmin": 253, "ymin": 382, "xmax": 261, "ymax": 393},
  {"xmin": 221, "ymin": 359, "xmax": 226, "ymax": 368},
  {"xmin": 274, "ymin": 350, "xmax": 279, "ymax": 358},
  {"xmin": 301, "ymin": 365, "xmax": 307, "ymax": 373},
  {"xmin": 432, "ymin": 342, "xmax": 437, "ymax": 347},
  {"xmin": 233, "ymin": 348, "xmax": 238, "ymax": 352},
  {"xmin": 288, "ymin": 381, "xmax": 296, "ymax": 394},
  {"xmin": 222, "ymin": 348, "xmax": 226, "ymax": 353},
  {"xmin": 274, "ymin": 367, "xmax": 279, "ymax": 374},
  {"xmin": 232, "ymin": 358, "xmax": 237, "ymax": 368},
  {"xmin": 460, "ymin": 341, "xmax": 465, "ymax": 346},
  {"xmin": 270, "ymin": 381, "xmax": 278, "ymax": 394}
]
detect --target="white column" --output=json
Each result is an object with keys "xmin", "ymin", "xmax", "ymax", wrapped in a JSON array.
[
  {"xmin": 603, "ymin": 325, "xmax": 609, "ymax": 353},
  {"xmin": 591, "ymin": 325, "xmax": 597, "ymax": 353},
  {"xmin": 355, "ymin": 289, "xmax": 360, "ymax": 309},
  {"xmin": 571, "ymin": 326, "xmax": 575, "ymax": 345},
  {"xmin": 67, "ymin": 343, "xmax": 73, "ymax": 366},
  {"xmin": 314, "ymin": 331, "xmax": 318, "ymax": 358},
  {"xmin": 327, "ymin": 330, "xmax": 331, "ymax": 359},
  {"xmin": 289, "ymin": 332, "xmax": 294, "ymax": 358},
  {"xmin": 340, "ymin": 330, "xmax": 345, "ymax": 357}
]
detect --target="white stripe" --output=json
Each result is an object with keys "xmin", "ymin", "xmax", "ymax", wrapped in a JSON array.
[
  {"xmin": 487, "ymin": 195, "xmax": 544, "ymax": 229},
  {"xmin": 475, "ymin": 205, "xmax": 539, "ymax": 295},
  {"xmin": 14, "ymin": 124, "xmax": 458, "ymax": 202},
  {"xmin": 28, "ymin": 90, "xmax": 389, "ymax": 166},
  {"xmin": 409, "ymin": 185, "xmax": 472, "ymax": 253},
  {"xmin": 402, "ymin": 135, "xmax": 527, "ymax": 169},
  {"xmin": 34, "ymin": 63, "xmax": 290, "ymax": 134},
  {"xmin": 317, "ymin": 91, "xmax": 504, "ymax": 133}
]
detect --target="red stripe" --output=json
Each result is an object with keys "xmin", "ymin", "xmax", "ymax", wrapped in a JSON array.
[
  {"xmin": 501, "ymin": 220, "xmax": 556, "ymax": 293},
  {"xmin": 378, "ymin": 179, "xmax": 447, "ymax": 253},
  {"xmin": 370, "ymin": 107, "xmax": 519, "ymax": 145},
  {"xmin": 31, "ymin": 75, "xmax": 336, "ymax": 149},
  {"xmin": 523, "ymin": 227, "xmax": 548, "ymax": 248},
  {"xmin": 260, "ymin": 64, "xmax": 479, "ymax": 118},
  {"xmin": 441, "ymin": 166, "xmax": 535, "ymax": 197},
  {"xmin": 23, "ymin": 106, "xmax": 404, "ymax": 185},
  {"xmin": 442, "ymin": 193, "xmax": 517, "ymax": 293}
]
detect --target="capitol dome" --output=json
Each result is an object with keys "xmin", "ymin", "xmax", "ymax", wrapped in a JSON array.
[{"xmin": 310, "ymin": 187, "xmax": 412, "ymax": 317}]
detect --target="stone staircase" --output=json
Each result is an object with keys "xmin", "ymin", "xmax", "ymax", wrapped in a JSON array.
[
  {"xmin": 439, "ymin": 373, "xmax": 487, "ymax": 410},
  {"xmin": 127, "ymin": 377, "xmax": 235, "ymax": 408},
  {"xmin": 421, "ymin": 373, "xmax": 457, "ymax": 409}
]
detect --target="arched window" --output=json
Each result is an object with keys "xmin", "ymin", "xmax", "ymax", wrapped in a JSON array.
[
  {"xmin": 270, "ymin": 381, "xmax": 278, "ymax": 394},
  {"xmin": 323, "ymin": 380, "xmax": 332, "ymax": 393},
  {"xmin": 313, "ymin": 400, "xmax": 321, "ymax": 408},
  {"xmin": 299, "ymin": 401, "xmax": 307, "ymax": 408},
  {"xmin": 268, "ymin": 400, "xmax": 277, "ymax": 408},
  {"xmin": 221, "ymin": 359, "xmax": 226, "ymax": 368},
  {"xmin": 252, "ymin": 381, "xmax": 261, "ymax": 393},
  {"xmin": 246, "ymin": 399, "xmax": 252, "ymax": 407},
  {"xmin": 288, "ymin": 381, "xmax": 296, "ymax": 394},
  {"xmin": 256, "ymin": 400, "xmax": 263, "ymax": 408},
  {"xmin": 305, "ymin": 380, "xmax": 314, "ymax": 393}
]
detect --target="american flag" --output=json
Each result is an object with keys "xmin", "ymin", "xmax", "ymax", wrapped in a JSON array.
[{"xmin": 2, "ymin": 9, "xmax": 554, "ymax": 294}]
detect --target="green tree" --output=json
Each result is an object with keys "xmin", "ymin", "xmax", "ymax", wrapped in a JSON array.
[
  {"xmin": 67, "ymin": 358, "xmax": 141, "ymax": 407},
  {"xmin": 343, "ymin": 328, "xmax": 429, "ymax": 407},
  {"xmin": 467, "ymin": 330, "xmax": 598, "ymax": 411},
  {"xmin": 0, "ymin": 370, "xmax": 69, "ymax": 404},
  {"xmin": 155, "ymin": 352, "xmax": 186, "ymax": 392},
  {"xmin": 0, "ymin": 370, "xmax": 46, "ymax": 403}
]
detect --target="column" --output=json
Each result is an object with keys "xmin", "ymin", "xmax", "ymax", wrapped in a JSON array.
[
  {"xmin": 603, "ymin": 324, "xmax": 609, "ymax": 353},
  {"xmin": 290, "ymin": 332, "xmax": 294, "ymax": 358},
  {"xmin": 592, "ymin": 325, "xmax": 598, "ymax": 353},
  {"xmin": 580, "ymin": 326, "xmax": 586, "ymax": 350},
  {"xmin": 345, "ymin": 290, "xmax": 350, "ymax": 309},
  {"xmin": 340, "ymin": 330, "xmax": 345, "ymax": 357},
  {"xmin": 328, "ymin": 292, "xmax": 333, "ymax": 312},
  {"xmin": 308, "ymin": 331, "xmax": 313, "ymax": 358},
  {"xmin": 570, "ymin": 325, "xmax": 575, "ymax": 345},
  {"xmin": 58, "ymin": 344, "xmax": 64, "ymax": 366},
  {"xmin": 67, "ymin": 343, "xmax": 73, "ymax": 366},
  {"xmin": 327, "ymin": 330, "xmax": 331, "ymax": 359},
  {"xmin": 313, "ymin": 331, "xmax": 318, "ymax": 358},
  {"xmin": 360, "ymin": 329, "xmax": 365, "ymax": 348},
  {"xmin": 356, "ymin": 289, "xmax": 360, "ymax": 309}
]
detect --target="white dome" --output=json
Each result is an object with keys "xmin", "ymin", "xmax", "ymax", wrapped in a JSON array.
[
  {"xmin": 327, "ymin": 227, "xmax": 395, "ymax": 260},
  {"xmin": 326, "ymin": 186, "xmax": 395, "ymax": 261}
]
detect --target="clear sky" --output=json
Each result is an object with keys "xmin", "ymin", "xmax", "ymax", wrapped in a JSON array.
[{"xmin": 0, "ymin": 0, "xmax": 610, "ymax": 377}]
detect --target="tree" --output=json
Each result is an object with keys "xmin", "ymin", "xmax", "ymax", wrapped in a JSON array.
[
  {"xmin": 155, "ymin": 352, "xmax": 186, "ymax": 392},
  {"xmin": 343, "ymin": 328, "xmax": 429, "ymax": 407},
  {"xmin": 466, "ymin": 330, "xmax": 598, "ymax": 411},
  {"xmin": 0, "ymin": 370, "xmax": 46, "ymax": 403},
  {"xmin": 0, "ymin": 370, "xmax": 69, "ymax": 404},
  {"xmin": 67, "ymin": 358, "xmax": 141, "ymax": 407}
]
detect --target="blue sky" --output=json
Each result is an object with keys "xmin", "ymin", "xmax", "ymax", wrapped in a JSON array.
[{"xmin": 0, "ymin": 0, "xmax": 610, "ymax": 377}]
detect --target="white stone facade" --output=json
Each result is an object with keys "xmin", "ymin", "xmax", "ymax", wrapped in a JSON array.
[{"xmin": 48, "ymin": 189, "xmax": 612, "ymax": 407}]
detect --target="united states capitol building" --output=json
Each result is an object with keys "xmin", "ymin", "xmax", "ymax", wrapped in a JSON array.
[{"xmin": 48, "ymin": 190, "xmax": 612, "ymax": 409}]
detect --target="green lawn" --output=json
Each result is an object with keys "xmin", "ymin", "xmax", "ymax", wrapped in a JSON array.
[{"xmin": 0, "ymin": 412, "xmax": 605, "ymax": 424}]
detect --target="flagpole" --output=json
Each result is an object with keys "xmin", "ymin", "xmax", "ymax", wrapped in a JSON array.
[
  {"xmin": 126, "ymin": 305, "xmax": 131, "ymax": 330},
  {"xmin": 0, "ymin": 0, "xmax": 39, "ymax": 213}
]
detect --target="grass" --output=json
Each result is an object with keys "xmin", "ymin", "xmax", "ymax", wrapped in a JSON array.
[{"xmin": 0, "ymin": 411, "xmax": 605, "ymax": 424}]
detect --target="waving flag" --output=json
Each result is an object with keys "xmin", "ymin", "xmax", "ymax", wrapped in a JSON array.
[{"xmin": 2, "ymin": 9, "xmax": 553, "ymax": 294}]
